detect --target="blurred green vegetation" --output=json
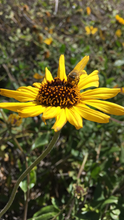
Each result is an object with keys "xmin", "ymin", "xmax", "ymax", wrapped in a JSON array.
[{"xmin": 0, "ymin": 0, "xmax": 124, "ymax": 219}]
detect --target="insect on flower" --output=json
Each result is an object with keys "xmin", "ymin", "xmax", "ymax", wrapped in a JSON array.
[{"xmin": 67, "ymin": 57, "xmax": 88, "ymax": 87}]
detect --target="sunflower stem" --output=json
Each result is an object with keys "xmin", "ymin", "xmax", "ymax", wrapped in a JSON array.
[{"xmin": 0, "ymin": 130, "xmax": 61, "ymax": 218}]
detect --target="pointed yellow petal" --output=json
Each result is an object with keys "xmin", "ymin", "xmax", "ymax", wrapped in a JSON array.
[
  {"xmin": 79, "ymin": 70, "xmax": 88, "ymax": 79},
  {"xmin": 76, "ymin": 103, "xmax": 110, "ymax": 123},
  {"xmin": 83, "ymin": 99, "xmax": 124, "ymax": 115},
  {"xmin": 66, "ymin": 107, "xmax": 83, "ymax": 129},
  {"xmin": 85, "ymin": 26, "xmax": 91, "ymax": 35},
  {"xmin": 57, "ymin": 55, "xmax": 67, "ymax": 81},
  {"xmin": 81, "ymin": 88, "xmax": 121, "ymax": 100},
  {"xmin": 73, "ymin": 56, "xmax": 89, "ymax": 73},
  {"xmin": 0, "ymin": 87, "xmax": 38, "ymax": 102},
  {"xmin": 78, "ymin": 70, "xmax": 99, "ymax": 90},
  {"xmin": 33, "ymin": 82, "xmax": 42, "ymax": 89},
  {"xmin": 52, "ymin": 109, "xmax": 67, "ymax": 132},
  {"xmin": 42, "ymin": 106, "xmax": 61, "ymax": 119},
  {"xmin": 78, "ymin": 70, "xmax": 88, "ymax": 88},
  {"xmin": 0, "ymin": 102, "xmax": 37, "ymax": 112},
  {"xmin": 17, "ymin": 86, "xmax": 39, "ymax": 94},
  {"xmin": 18, "ymin": 105, "xmax": 46, "ymax": 118},
  {"xmin": 42, "ymin": 77, "xmax": 47, "ymax": 84},
  {"xmin": 45, "ymin": 67, "xmax": 53, "ymax": 81}
]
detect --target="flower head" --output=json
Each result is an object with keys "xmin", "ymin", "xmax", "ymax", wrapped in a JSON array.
[
  {"xmin": 8, "ymin": 113, "xmax": 22, "ymax": 126},
  {"xmin": 0, "ymin": 55, "xmax": 124, "ymax": 132},
  {"xmin": 115, "ymin": 15, "xmax": 124, "ymax": 25},
  {"xmin": 115, "ymin": 29, "xmax": 122, "ymax": 37},
  {"xmin": 85, "ymin": 26, "xmax": 98, "ymax": 35},
  {"xmin": 86, "ymin": 7, "xmax": 91, "ymax": 15}
]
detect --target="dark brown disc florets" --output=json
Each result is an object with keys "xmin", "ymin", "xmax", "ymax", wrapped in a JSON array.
[{"xmin": 37, "ymin": 77, "xmax": 81, "ymax": 108}]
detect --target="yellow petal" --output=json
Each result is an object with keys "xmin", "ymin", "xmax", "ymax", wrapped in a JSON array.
[
  {"xmin": 76, "ymin": 103, "xmax": 110, "ymax": 123},
  {"xmin": 82, "ymin": 99, "xmax": 124, "ymax": 115},
  {"xmin": 18, "ymin": 105, "xmax": 46, "ymax": 118},
  {"xmin": 0, "ymin": 87, "xmax": 38, "ymax": 102},
  {"xmin": 57, "ymin": 55, "xmax": 67, "ymax": 81},
  {"xmin": 66, "ymin": 107, "xmax": 83, "ymax": 129},
  {"xmin": 79, "ymin": 70, "xmax": 99, "ymax": 90},
  {"xmin": 81, "ymin": 88, "xmax": 121, "ymax": 100},
  {"xmin": 91, "ymin": 27, "xmax": 98, "ymax": 35},
  {"xmin": 33, "ymin": 82, "xmax": 42, "ymax": 89},
  {"xmin": 52, "ymin": 109, "xmax": 67, "ymax": 132},
  {"xmin": 85, "ymin": 26, "xmax": 91, "ymax": 35},
  {"xmin": 42, "ymin": 106, "xmax": 61, "ymax": 119},
  {"xmin": 45, "ymin": 67, "xmax": 53, "ymax": 81},
  {"xmin": 33, "ymin": 73, "xmax": 43, "ymax": 79},
  {"xmin": 17, "ymin": 86, "xmax": 39, "ymax": 94},
  {"xmin": 78, "ymin": 70, "xmax": 88, "ymax": 88},
  {"xmin": 86, "ymin": 7, "xmax": 91, "ymax": 15},
  {"xmin": 0, "ymin": 102, "xmax": 37, "ymax": 112},
  {"xmin": 73, "ymin": 56, "xmax": 89, "ymax": 73},
  {"xmin": 44, "ymin": 37, "xmax": 53, "ymax": 45}
]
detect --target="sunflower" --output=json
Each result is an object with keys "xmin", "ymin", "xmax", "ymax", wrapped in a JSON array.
[{"xmin": 0, "ymin": 55, "xmax": 124, "ymax": 132}]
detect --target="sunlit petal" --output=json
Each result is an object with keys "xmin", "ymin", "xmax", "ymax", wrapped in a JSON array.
[
  {"xmin": 33, "ymin": 82, "xmax": 42, "ymax": 89},
  {"xmin": 82, "ymin": 99, "xmax": 124, "ymax": 115},
  {"xmin": 0, "ymin": 101, "xmax": 37, "ymax": 112},
  {"xmin": 42, "ymin": 106, "xmax": 61, "ymax": 119},
  {"xmin": 65, "ymin": 107, "xmax": 83, "ymax": 129},
  {"xmin": 81, "ymin": 88, "xmax": 121, "ymax": 100},
  {"xmin": 18, "ymin": 105, "xmax": 46, "ymax": 118},
  {"xmin": 0, "ymin": 87, "xmax": 37, "ymax": 102},
  {"xmin": 45, "ymin": 67, "xmax": 53, "ymax": 81},
  {"xmin": 76, "ymin": 103, "xmax": 110, "ymax": 123},
  {"xmin": 57, "ymin": 54, "xmax": 67, "ymax": 81},
  {"xmin": 73, "ymin": 56, "xmax": 89, "ymax": 72},
  {"xmin": 79, "ymin": 70, "xmax": 99, "ymax": 90},
  {"xmin": 52, "ymin": 109, "xmax": 67, "ymax": 132}
]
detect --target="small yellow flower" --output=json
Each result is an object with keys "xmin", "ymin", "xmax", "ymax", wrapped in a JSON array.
[
  {"xmin": 115, "ymin": 29, "xmax": 122, "ymax": 37},
  {"xmin": 115, "ymin": 14, "xmax": 124, "ymax": 25},
  {"xmin": 0, "ymin": 55, "xmax": 124, "ymax": 132},
  {"xmin": 86, "ymin": 7, "xmax": 91, "ymax": 15},
  {"xmin": 33, "ymin": 73, "xmax": 43, "ymax": 80},
  {"xmin": 85, "ymin": 26, "xmax": 98, "ymax": 35},
  {"xmin": 44, "ymin": 37, "xmax": 53, "ymax": 45},
  {"xmin": 8, "ymin": 113, "xmax": 22, "ymax": 126}
]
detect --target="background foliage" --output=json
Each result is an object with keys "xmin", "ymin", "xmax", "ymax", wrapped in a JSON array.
[{"xmin": 0, "ymin": 0, "xmax": 124, "ymax": 219}]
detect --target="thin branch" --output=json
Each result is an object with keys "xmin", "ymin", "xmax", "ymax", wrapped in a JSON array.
[
  {"xmin": 54, "ymin": 0, "xmax": 59, "ymax": 14},
  {"xmin": 0, "ymin": 130, "xmax": 61, "ymax": 218},
  {"xmin": 23, "ymin": 158, "xmax": 30, "ymax": 220}
]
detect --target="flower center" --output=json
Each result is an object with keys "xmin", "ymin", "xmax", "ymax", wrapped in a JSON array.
[{"xmin": 37, "ymin": 77, "xmax": 81, "ymax": 108}]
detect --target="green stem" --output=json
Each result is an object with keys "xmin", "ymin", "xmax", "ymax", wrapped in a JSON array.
[{"xmin": 0, "ymin": 130, "xmax": 61, "ymax": 218}]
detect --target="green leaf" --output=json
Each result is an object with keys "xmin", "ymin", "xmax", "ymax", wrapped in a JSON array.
[
  {"xmin": 31, "ymin": 134, "xmax": 49, "ymax": 150},
  {"xmin": 75, "ymin": 211, "xmax": 100, "ymax": 220},
  {"xmin": 101, "ymin": 196, "xmax": 118, "ymax": 209},
  {"xmin": 19, "ymin": 169, "xmax": 37, "ymax": 192},
  {"xmin": 120, "ymin": 144, "xmax": 124, "ymax": 163},
  {"xmin": 51, "ymin": 197, "xmax": 60, "ymax": 210},
  {"xmin": 33, "ymin": 205, "xmax": 59, "ymax": 217},
  {"xmin": 60, "ymin": 44, "xmax": 66, "ymax": 53},
  {"xmin": 91, "ymin": 164, "xmax": 101, "ymax": 180},
  {"xmin": 28, "ymin": 212, "xmax": 58, "ymax": 220}
]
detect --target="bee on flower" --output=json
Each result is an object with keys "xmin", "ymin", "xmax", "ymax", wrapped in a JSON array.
[{"xmin": 0, "ymin": 55, "xmax": 124, "ymax": 132}]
